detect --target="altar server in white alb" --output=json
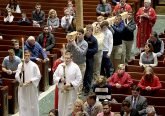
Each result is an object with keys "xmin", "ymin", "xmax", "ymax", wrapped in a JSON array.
[
  {"xmin": 53, "ymin": 51, "xmax": 82, "ymax": 116},
  {"xmin": 15, "ymin": 50, "xmax": 41, "ymax": 116}
]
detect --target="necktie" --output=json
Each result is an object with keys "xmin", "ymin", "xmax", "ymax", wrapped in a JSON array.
[{"xmin": 132, "ymin": 98, "xmax": 137, "ymax": 109}]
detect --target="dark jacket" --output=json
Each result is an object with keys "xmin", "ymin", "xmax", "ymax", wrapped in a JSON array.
[
  {"xmin": 32, "ymin": 10, "xmax": 45, "ymax": 25},
  {"xmin": 112, "ymin": 21, "xmax": 125, "ymax": 46},
  {"xmin": 148, "ymin": 39, "xmax": 162, "ymax": 53},
  {"xmin": 84, "ymin": 35, "xmax": 98, "ymax": 59},
  {"xmin": 125, "ymin": 95, "xmax": 147, "ymax": 115},
  {"xmin": 36, "ymin": 33, "xmax": 55, "ymax": 51},
  {"xmin": 122, "ymin": 19, "xmax": 136, "ymax": 41},
  {"xmin": 18, "ymin": 18, "xmax": 31, "ymax": 26}
]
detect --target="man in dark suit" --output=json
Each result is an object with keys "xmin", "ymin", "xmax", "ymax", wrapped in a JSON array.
[
  {"xmin": 125, "ymin": 85, "xmax": 147, "ymax": 115},
  {"xmin": 120, "ymin": 100, "xmax": 139, "ymax": 116}
]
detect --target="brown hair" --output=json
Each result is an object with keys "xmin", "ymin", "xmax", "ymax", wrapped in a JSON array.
[
  {"xmin": 77, "ymin": 28, "xmax": 84, "ymax": 34},
  {"xmin": 100, "ymin": 21, "xmax": 109, "ymax": 28},
  {"xmin": 145, "ymin": 43, "xmax": 154, "ymax": 52},
  {"xmin": 85, "ymin": 24, "xmax": 93, "ymax": 32},
  {"xmin": 143, "ymin": 66, "xmax": 154, "ymax": 82}
]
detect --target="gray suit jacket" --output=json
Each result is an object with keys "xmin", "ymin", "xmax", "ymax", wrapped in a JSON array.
[{"xmin": 125, "ymin": 95, "xmax": 147, "ymax": 115}]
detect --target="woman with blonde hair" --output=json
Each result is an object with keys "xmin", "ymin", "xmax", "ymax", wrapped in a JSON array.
[
  {"xmin": 47, "ymin": 9, "xmax": 59, "ymax": 31},
  {"xmin": 93, "ymin": 23, "xmax": 104, "ymax": 77},
  {"xmin": 69, "ymin": 99, "xmax": 89, "ymax": 116}
]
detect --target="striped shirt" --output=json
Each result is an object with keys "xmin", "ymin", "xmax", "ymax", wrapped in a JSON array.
[{"xmin": 93, "ymin": 84, "xmax": 112, "ymax": 102}]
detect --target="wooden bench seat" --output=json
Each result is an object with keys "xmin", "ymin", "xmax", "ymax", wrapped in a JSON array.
[
  {"xmin": 0, "ymin": 86, "xmax": 8, "ymax": 116},
  {"xmin": 128, "ymin": 72, "xmax": 165, "ymax": 81},
  {"xmin": 112, "ymin": 94, "xmax": 165, "ymax": 106},
  {"xmin": 125, "ymin": 65, "xmax": 165, "ymax": 74},
  {"xmin": 1, "ymin": 78, "xmax": 18, "ymax": 114},
  {"xmin": 133, "ymin": 79, "xmax": 165, "ymax": 89},
  {"xmin": 0, "ymin": 29, "xmax": 66, "ymax": 38},
  {"xmin": 128, "ymin": 59, "xmax": 165, "ymax": 67}
]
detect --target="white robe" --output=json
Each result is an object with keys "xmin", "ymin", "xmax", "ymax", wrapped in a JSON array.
[
  {"xmin": 15, "ymin": 61, "xmax": 41, "ymax": 116},
  {"xmin": 53, "ymin": 61, "xmax": 82, "ymax": 116}
]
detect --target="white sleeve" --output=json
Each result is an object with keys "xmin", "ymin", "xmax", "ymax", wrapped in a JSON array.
[
  {"xmin": 15, "ymin": 63, "xmax": 22, "ymax": 83},
  {"xmin": 31, "ymin": 64, "xmax": 41, "ymax": 87},
  {"xmin": 108, "ymin": 31, "xmax": 113, "ymax": 56},
  {"xmin": 4, "ymin": 17, "xmax": 8, "ymax": 22},
  {"xmin": 16, "ymin": 5, "xmax": 21, "ymax": 13},
  {"xmin": 139, "ymin": 52, "xmax": 144, "ymax": 67},
  {"xmin": 53, "ymin": 65, "xmax": 62, "ymax": 84},
  {"xmin": 8, "ymin": 15, "xmax": 14, "ymax": 22},
  {"xmin": 6, "ymin": 4, "xmax": 9, "ymax": 10},
  {"xmin": 61, "ymin": 17, "xmax": 66, "ymax": 28},
  {"xmin": 157, "ymin": 40, "xmax": 164, "ymax": 57},
  {"xmin": 71, "ymin": 65, "xmax": 82, "ymax": 90}
]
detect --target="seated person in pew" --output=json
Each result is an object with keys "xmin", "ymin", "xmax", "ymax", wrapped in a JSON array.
[
  {"xmin": 4, "ymin": 9, "xmax": 14, "ymax": 24},
  {"xmin": 108, "ymin": 64, "xmax": 133, "ymax": 90},
  {"xmin": 113, "ymin": 0, "xmax": 132, "ymax": 16},
  {"xmin": 36, "ymin": 25, "xmax": 55, "ymax": 54},
  {"xmin": 24, "ymin": 36, "xmax": 49, "ymax": 62},
  {"xmin": 96, "ymin": 0, "xmax": 112, "ymax": 17},
  {"xmin": 2, "ymin": 49, "xmax": 21, "ymax": 76},
  {"xmin": 69, "ymin": 99, "xmax": 89, "ymax": 116},
  {"xmin": 93, "ymin": 75, "xmax": 111, "ymax": 102},
  {"xmin": 97, "ymin": 99, "xmax": 115, "ymax": 116},
  {"xmin": 47, "ymin": 9, "xmax": 60, "ymax": 32},
  {"xmin": 147, "ymin": 31, "xmax": 164, "ymax": 57},
  {"xmin": 0, "ymin": 32, "xmax": 3, "ymax": 40},
  {"xmin": 12, "ymin": 39, "xmax": 22, "ymax": 58},
  {"xmin": 120, "ymin": 100, "xmax": 139, "ymax": 116},
  {"xmin": 125, "ymin": 85, "xmax": 147, "ymax": 115},
  {"xmin": 84, "ymin": 92, "xmax": 103, "ymax": 115},
  {"xmin": 63, "ymin": 0, "xmax": 76, "ymax": 17},
  {"xmin": 138, "ymin": 66, "xmax": 162, "ymax": 96},
  {"xmin": 6, "ymin": 0, "xmax": 21, "ymax": 13},
  {"xmin": 139, "ymin": 43, "xmax": 158, "ymax": 68},
  {"xmin": 146, "ymin": 105, "xmax": 157, "ymax": 116},
  {"xmin": 61, "ymin": 9, "xmax": 73, "ymax": 33},
  {"xmin": 18, "ymin": 12, "xmax": 31, "ymax": 26},
  {"xmin": 32, "ymin": 2, "xmax": 45, "ymax": 27}
]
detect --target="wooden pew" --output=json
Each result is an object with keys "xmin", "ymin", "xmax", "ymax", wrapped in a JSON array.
[
  {"xmin": 128, "ymin": 72, "xmax": 165, "ymax": 81},
  {"xmin": 35, "ymin": 61, "xmax": 49, "ymax": 91},
  {"xmin": 125, "ymin": 65, "xmax": 165, "ymax": 74},
  {"xmin": 2, "ymin": 78, "xmax": 18, "ymax": 114},
  {"xmin": 0, "ymin": 86, "xmax": 8, "ymax": 116},
  {"xmin": 112, "ymin": 94, "xmax": 165, "ymax": 106},
  {"xmin": 128, "ymin": 59, "xmax": 165, "ymax": 67}
]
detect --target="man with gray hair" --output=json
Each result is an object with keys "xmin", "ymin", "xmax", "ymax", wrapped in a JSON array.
[{"xmin": 24, "ymin": 36, "xmax": 49, "ymax": 62}]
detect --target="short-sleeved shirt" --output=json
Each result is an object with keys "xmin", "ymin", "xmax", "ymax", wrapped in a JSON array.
[{"xmin": 2, "ymin": 56, "xmax": 21, "ymax": 71}]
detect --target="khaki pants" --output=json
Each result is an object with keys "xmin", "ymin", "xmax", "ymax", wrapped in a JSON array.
[
  {"xmin": 93, "ymin": 50, "xmax": 103, "ymax": 76},
  {"xmin": 110, "ymin": 45, "xmax": 122, "ymax": 70},
  {"xmin": 78, "ymin": 63, "xmax": 86, "ymax": 95},
  {"xmin": 122, "ymin": 40, "xmax": 133, "ymax": 63}
]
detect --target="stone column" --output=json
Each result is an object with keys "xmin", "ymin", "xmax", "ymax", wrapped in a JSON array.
[{"xmin": 75, "ymin": 0, "xmax": 83, "ymax": 29}]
